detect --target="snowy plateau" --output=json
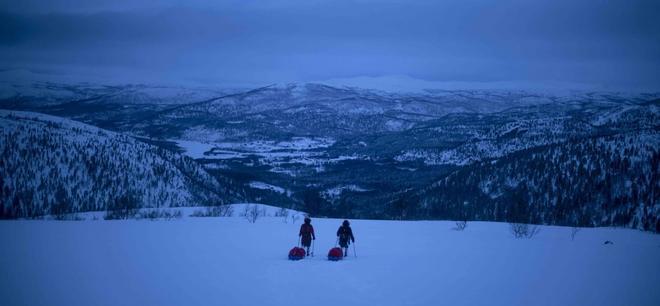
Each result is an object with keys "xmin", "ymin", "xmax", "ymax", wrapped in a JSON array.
[{"xmin": 0, "ymin": 207, "xmax": 659, "ymax": 306}]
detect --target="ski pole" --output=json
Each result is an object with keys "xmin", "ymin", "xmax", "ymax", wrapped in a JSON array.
[
  {"xmin": 353, "ymin": 242, "xmax": 357, "ymax": 258},
  {"xmin": 312, "ymin": 239, "xmax": 315, "ymax": 257}
]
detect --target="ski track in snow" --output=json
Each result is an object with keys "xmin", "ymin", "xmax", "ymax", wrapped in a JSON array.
[{"xmin": 1, "ymin": 216, "xmax": 659, "ymax": 306}]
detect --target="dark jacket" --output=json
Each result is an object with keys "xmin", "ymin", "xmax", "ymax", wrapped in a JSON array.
[
  {"xmin": 337, "ymin": 225, "xmax": 354, "ymax": 247},
  {"xmin": 299, "ymin": 223, "xmax": 315, "ymax": 247}
]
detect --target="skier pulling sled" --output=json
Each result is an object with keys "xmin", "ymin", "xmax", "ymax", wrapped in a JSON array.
[
  {"xmin": 329, "ymin": 220, "xmax": 356, "ymax": 261},
  {"xmin": 299, "ymin": 217, "xmax": 316, "ymax": 256},
  {"xmin": 289, "ymin": 217, "xmax": 315, "ymax": 260},
  {"xmin": 337, "ymin": 220, "xmax": 355, "ymax": 257}
]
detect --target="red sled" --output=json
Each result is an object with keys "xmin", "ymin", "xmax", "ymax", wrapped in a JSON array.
[
  {"xmin": 288, "ymin": 247, "xmax": 306, "ymax": 260},
  {"xmin": 328, "ymin": 247, "xmax": 343, "ymax": 261}
]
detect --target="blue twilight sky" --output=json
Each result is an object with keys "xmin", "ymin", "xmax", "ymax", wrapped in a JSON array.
[{"xmin": 1, "ymin": 0, "xmax": 659, "ymax": 89}]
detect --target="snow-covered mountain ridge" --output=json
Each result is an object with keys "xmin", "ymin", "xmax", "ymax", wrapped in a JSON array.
[{"xmin": 0, "ymin": 81, "xmax": 657, "ymax": 231}]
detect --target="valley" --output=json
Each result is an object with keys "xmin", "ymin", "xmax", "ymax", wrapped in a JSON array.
[{"xmin": 1, "ymin": 81, "xmax": 658, "ymax": 230}]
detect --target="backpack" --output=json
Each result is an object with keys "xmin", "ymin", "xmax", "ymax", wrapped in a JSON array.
[
  {"xmin": 300, "ymin": 224, "xmax": 313, "ymax": 236},
  {"xmin": 338, "ymin": 226, "xmax": 351, "ymax": 245},
  {"xmin": 338, "ymin": 226, "xmax": 348, "ymax": 238},
  {"xmin": 288, "ymin": 247, "xmax": 306, "ymax": 260},
  {"xmin": 328, "ymin": 247, "xmax": 343, "ymax": 261}
]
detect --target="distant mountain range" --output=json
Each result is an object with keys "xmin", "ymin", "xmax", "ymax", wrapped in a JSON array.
[{"xmin": 0, "ymin": 81, "xmax": 657, "ymax": 231}]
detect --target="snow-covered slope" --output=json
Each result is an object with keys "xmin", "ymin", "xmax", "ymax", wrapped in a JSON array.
[
  {"xmin": 0, "ymin": 110, "xmax": 241, "ymax": 218},
  {"xmin": 1, "ymin": 217, "xmax": 658, "ymax": 306}
]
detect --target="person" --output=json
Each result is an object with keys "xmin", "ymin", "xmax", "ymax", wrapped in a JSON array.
[
  {"xmin": 299, "ymin": 217, "xmax": 315, "ymax": 256},
  {"xmin": 336, "ymin": 219, "xmax": 355, "ymax": 257}
]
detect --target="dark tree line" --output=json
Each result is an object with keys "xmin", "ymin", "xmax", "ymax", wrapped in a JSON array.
[{"xmin": 389, "ymin": 131, "xmax": 660, "ymax": 232}]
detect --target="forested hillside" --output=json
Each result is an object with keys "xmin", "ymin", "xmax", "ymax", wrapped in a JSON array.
[
  {"xmin": 409, "ymin": 130, "xmax": 659, "ymax": 231},
  {"xmin": 0, "ymin": 110, "xmax": 242, "ymax": 218}
]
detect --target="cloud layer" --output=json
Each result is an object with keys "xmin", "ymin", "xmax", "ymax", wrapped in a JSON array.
[{"xmin": 1, "ymin": 0, "xmax": 658, "ymax": 89}]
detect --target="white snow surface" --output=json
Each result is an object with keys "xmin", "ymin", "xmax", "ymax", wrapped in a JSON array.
[
  {"xmin": 174, "ymin": 137, "xmax": 335, "ymax": 160},
  {"xmin": 322, "ymin": 185, "xmax": 371, "ymax": 200},
  {"xmin": 249, "ymin": 181, "xmax": 287, "ymax": 194},
  {"xmin": 1, "ymin": 216, "xmax": 659, "ymax": 306}
]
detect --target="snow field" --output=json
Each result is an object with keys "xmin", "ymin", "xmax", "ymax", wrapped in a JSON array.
[{"xmin": 0, "ymin": 216, "xmax": 658, "ymax": 306}]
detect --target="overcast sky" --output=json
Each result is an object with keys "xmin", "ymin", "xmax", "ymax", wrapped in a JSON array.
[{"xmin": 1, "ymin": 0, "xmax": 658, "ymax": 89}]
